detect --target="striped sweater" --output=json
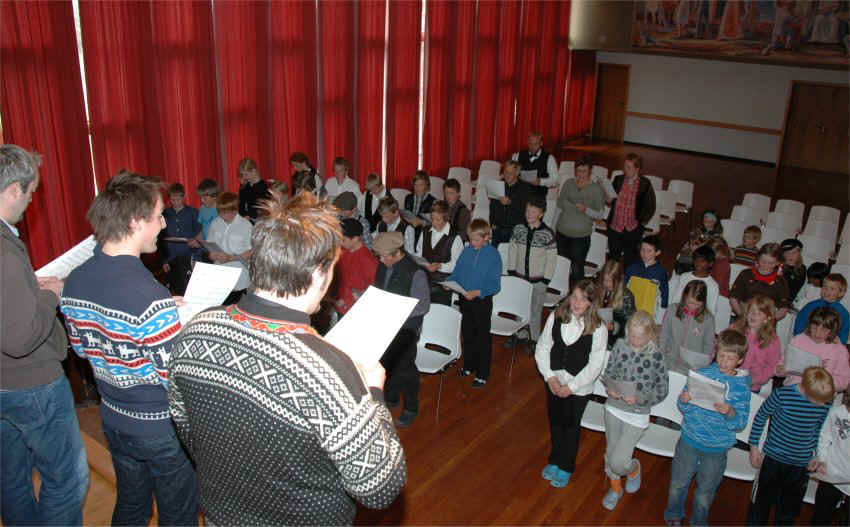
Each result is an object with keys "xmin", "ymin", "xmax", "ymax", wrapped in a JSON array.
[
  {"xmin": 61, "ymin": 246, "xmax": 181, "ymax": 436},
  {"xmin": 748, "ymin": 384, "xmax": 831, "ymax": 467}
]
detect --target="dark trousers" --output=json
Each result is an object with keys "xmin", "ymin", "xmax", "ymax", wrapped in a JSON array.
[
  {"xmin": 607, "ymin": 225, "xmax": 644, "ymax": 270},
  {"xmin": 556, "ymin": 232, "xmax": 591, "ymax": 285},
  {"xmin": 166, "ymin": 254, "xmax": 192, "ymax": 296},
  {"xmin": 493, "ymin": 225, "xmax": 514, "ymax": 247},
  {"xmin": 429, "ymin": 282, "xmax": 452, "ymax": 306},
  {"xmin": 811, "ymin": 481, "xmax": 849, "ymax": 526},
  {"xmin": 381, "ymin": 328, "xmax": 420, "ymax": 413},
  {"xmin": 746, "ymin": 455, "xmax": 808, "ymax": 526},
  {"xmin": 546, "ymin": 387, "xmax": 589, "ymax": 473},
  {"xmin": 460, "ymin": 296, "xmax": 493, "ymax": 380}
]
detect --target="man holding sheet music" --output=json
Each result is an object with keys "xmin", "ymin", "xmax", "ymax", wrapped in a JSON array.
[
  {"xmin": 489, "ymin": 160, "xmax": 545, "ymax": 246},
  {"xmin": 0, "ymin": 144, "xmax": 89, "ymax": 525},
  {"xmin": 168, "ymin": 194, "xmax": 406, "ymax": 525},
  {"xmin": 512, "ymin": 131, "xmax": 558, "ymax": 188}
]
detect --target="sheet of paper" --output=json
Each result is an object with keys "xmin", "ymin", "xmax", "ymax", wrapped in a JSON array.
[
  {"xmin": 811, "ymin": 471, "xmax": 850, "ymax": 485},
  {"xmin": 599, "ymin": 177, "xmax": 618, "ymax": 200},
  {"xmin": 598, "ymin": 308, "xmax": 614, "ymax": 324},
  {"xmin": 519, "ymin": 170, "xmax": 537, "ymax": 183},
  {"xmin": 400, "ymin": 209, "xmax": 417, "ymax": 222},
  {"xmin": 177, "ymin": 262, "xmax": 242, "ymax": 325},
  {"xmin": 410, "ymin": 254, "xmax": 430, "ymax": 268},
  {"xmin": 687, "ymin": 370, "xmax": 728, "ymax": 412},
  {"xmin": 784, "ymin": 344, "xmax": 822, "ymax": 376},
  {"xmin": 439, "ymin": 280, "xmax": 468, "ymax": 296},
  {"xmin": 485, "ymin": 180, "xmax": 505, "ymax": 199},
  {"xmin": 325, "ymin": 286, "xmax": 418, "ymax": 366},
  {"xmin": 680, "ymin": 347, "xmax": 713, "ymax": 370},
  {"xmin": 603, "ymin": 376, "xmax": 638, "ymax": 399},
  {"xmin": 199, "ymin": 240, "xmax": 223, "ymax": 253},
  {"xmin": 35, "ymin": 235, "xmax": 96, "ymax": 279}
]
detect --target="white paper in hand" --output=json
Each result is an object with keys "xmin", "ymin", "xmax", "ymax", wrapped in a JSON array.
[
  {"xmin": 598, "ymin": 308, "xmax": 614, "ymax": 324},
  {"xmin": 199, "ymin": 240, "xmax": 224, "ymax": 253},
  {"xmin": 485, "ymin": 180, "xmax": 505, "ymax": 199},
  {"xmin": 35, "ymin": 235, "xmax": 96, "ymax": 279},
  {"xmin": 603, "ymin": 376, "xmax": 638, "ymax": 399},
  {"xmin": 784, "ymin": 345, "xmax": 822, "ymax": 376},
  {"xmin": 177, "ymin": 262, "xmax": 242, "ymax": 325},
  {"xmin": 439, "ymin": 280, "xmax": 468, "ymax": 296},
  {"xmin": 686, "ymin": 370, "xmax": 729, "ymax": 412},
  {"xmin": 325, "ymin": 286, "xmax": 418, "ymax": 367}
]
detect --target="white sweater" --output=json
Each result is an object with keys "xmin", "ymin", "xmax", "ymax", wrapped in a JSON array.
[
  {"xmin": 206, "ymin": 215, "xmax": 252, "ymax": 291},
  {"xmin": 534, "ymin": 312, "xmax": 608, "ymax": 395}
]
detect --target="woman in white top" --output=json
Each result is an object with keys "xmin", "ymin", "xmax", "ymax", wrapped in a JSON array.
[
  {"xmin": 206, "ymin": 192, "xmax": 252, "ymax": 295},
  {"xmin": 535, "ymin": 278, "xmax": 608, "ymax": 489}
]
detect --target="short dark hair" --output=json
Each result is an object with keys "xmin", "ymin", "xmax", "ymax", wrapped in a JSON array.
[
  {"xmin": 527, "ymin": 195, "xmax": 546, "ymax": 213},
  {"xmin": 377, "ymin": 196, "xmax": 399, "ymax": 215},
  {"xmin": 293, "ymin": 171, "xmax": 317, "ymax": 193},
  {"xmin": 444, "ymin": 178, "xmax": 461, "ymax": 192},
  {"xmin": 87, "ymin": 170, "xmax": 162, "ymax": 244},
  {"xmin": 196, "ymin": 178, "xmax": 220, "ymax": 197},
  {"xmin": 167, "ymin": 182, "xmax": 185, "ymax": 196},
  {"xmin": 624, "ymin": 152, "xmax": 642, "ymax": 169},
  {"xmin": 289, "ymin": 152, "xmax": 310, "ymax": 164},
  {"xmin": 430, "ymin": 200, "xmax": 449, "ymax": 218},
  {"xmin": 717, "ymin": 329, "xmax": 747, "ymax": 360},
  {"xmin": 251, "ymin": 192, "xmax": 341, "ymax": 298},
  {"xmin": 642, "ymin": 235, "xmax": 662, "ymax": 252},
  {"xmin": 333, "ymin": 157, "xmax": 350, "ymax": 170},
  {"xmin": 216, "ymin": 192, "xmax": 239, "ymax": 212},
  {"xmin": 575, "ymin": 156, "xmax": 592, "ymax": 171},
  {"xmin": 693, "ymin": 245, "xmax": 716, "ymax": 264}
]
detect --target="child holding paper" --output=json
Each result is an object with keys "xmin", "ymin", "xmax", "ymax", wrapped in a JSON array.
[
  {"xmin": 747, "ymin": 367, "xmax": 834, "ymax": 525},
  {"xmin": 811, "ymin": 389, "xmax": 850, "ymax": 525},
  {"xmin": 206, "ymin": 192, "xmax": 252, "ymax": 302},
  {"xmin": 732, "ymin": 294, "xmax": 781, "ymax": 393},
  {"xmin": 601, "ymin": 311, "xmax": 668, "ymax": 510},
  {"xmin": 448, "ymin": 219, "xmax": 502, "ymax": 387},
  {"xmin": 661, "ymin": 280, "xmax": 716, "ymax": 375},
  {"xmin": 664, "ymin": 329, "xmax": 751, "ymax": 527},
  {"xmin": 777, "ymin": 307, "xmax": 850, "ymax": 393}
]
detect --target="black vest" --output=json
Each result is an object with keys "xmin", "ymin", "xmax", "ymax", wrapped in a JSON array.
[
  {"xmin": 374, "ymin": 255, "xmax": 425, "ymax": 332},
  {"xmin": 517, "ymin": 149, "xmax": 550, "ymax": 180},
  {"xmin": 364, "ymin": 192, "xmax": 382, "ymax": 231},
  {"xmin": 422, "ymin": 229, "xmax": 456, "ymax": 282},
  {"xmin": 550, "ymin": 318, "xmax": 593, "ymax": 376},
  {"xmin": 377, "ymin": 217, "xmax": 410, "ymax": 235},
  {"xmin": 449, "ymin": 202, "xmax": 469, "ymax": 236}
]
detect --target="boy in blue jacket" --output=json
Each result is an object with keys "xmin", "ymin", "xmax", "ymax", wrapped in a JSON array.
[
  {"xmin": 625, "ymin": 235, "xmax": 670, "ymax": 309},
  {"xmin": 446, "ymin": 219, "xmax": 502, "ymax": 387},
  {"xmin": 664, "ymin": 329, "xmax": 752, "ymax": 527}
]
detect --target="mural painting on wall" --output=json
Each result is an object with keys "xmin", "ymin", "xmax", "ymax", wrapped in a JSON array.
[{"xmin": 631, "ymin": 0, "xmax": 850, "ymax": 68}]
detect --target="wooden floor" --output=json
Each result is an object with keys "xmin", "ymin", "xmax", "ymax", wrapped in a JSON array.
[{"xmin": 72, "ymin": 142, "xmax": 829, "ymax": 525}]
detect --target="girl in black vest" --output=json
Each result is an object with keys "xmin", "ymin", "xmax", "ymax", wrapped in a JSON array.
[{"xmin": 535, "ymin": 278, "xmax": 609, "ymax": 488}]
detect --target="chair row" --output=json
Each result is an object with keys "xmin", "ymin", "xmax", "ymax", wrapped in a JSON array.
[{"xmin": 721, "ymin": 217, "xmax": 837, "ymax": 266}]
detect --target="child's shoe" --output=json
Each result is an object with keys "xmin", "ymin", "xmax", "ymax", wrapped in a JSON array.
[
  {"xmin": 625, "ymin": 459, "xmax": 641, "ymax": 493},
  {"xmin": 541, "ymin": 464, "xmax": 559, "ymax": 480},
  {"xmin": 471, "ymin": 378, "xmax": 487, "ymax": 388},
  {"xmin": 602, "ymin": 488, "xmax": 624, "ymax": 510},
  {"xmin": 550, "ymin": 469, "xmax": 571, "ymax": 488},
  {"xmin": 459, "ymin": 368, "xmax": 472, "ymax": 377}
]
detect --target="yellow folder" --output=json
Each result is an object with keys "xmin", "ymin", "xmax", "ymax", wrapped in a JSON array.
[{"xmin": 627, "ymin": 276, "xmax": 659, "ymax": 316}]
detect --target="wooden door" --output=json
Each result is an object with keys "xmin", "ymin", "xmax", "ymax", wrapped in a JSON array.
[
  {"xmin": 780, "ymin": 82, "xmax": 849, "ymax": 175},
  {"xmin": 592, "ymin": 63, "xmax": 630, "ymax": 143}
]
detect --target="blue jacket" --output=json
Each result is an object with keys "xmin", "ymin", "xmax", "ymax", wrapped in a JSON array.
[
  {"xmin": 447, "ymin": 244, "xmax": 502, "ymax": 299},
  {"xmin": 625, "ymin": 260, "xmax": 670, "ymax": 308},
  {"xmin": 793, "ymin": 299, "xmax": 849, "ymax": 344},
  {"xmin": 679, "ymin": 363, "xmax": 751, "ymax": 452}
]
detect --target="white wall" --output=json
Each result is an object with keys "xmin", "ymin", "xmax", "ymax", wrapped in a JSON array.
[{"xmin": 596, "ymin": 52, "xmax": 849, "ymax": 163}]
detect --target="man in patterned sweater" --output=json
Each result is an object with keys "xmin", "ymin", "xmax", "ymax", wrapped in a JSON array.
[
  {"xmin": 61, "ymin": 171, "xmax": 197, "ymax": 525},
  {"xmin": 168, "ymin": 193, "xmax": 407, "ymax": 526}
]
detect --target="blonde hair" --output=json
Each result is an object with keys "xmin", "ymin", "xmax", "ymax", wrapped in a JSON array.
[
  {"xmin": 554, "ymin": 279, "xmax": 602, "ymax": 336},
  {"xmin": 215, "ymin": 192, "xmax": 239, "ymax": 213},
  {"xmin": 365, "ymin": 173, "xmax": 381, "ymax": 191},
  {"xmin": 824, "ymin": 273, "xmax": 848, "ymax": 297},
  {"xmin": 468, "ymin": 218, "xmax": 491, "ymax": 237},
  {"xmin": 733, "ymin": 294, "xmax": 777, "ymax": 349},
  {"xmin": 706, "ymin": 235, "xmax": 730, "ymax": 259},
  {"xmin": 801, "ymin": 366, "xmax": 835, "ymax": 404},
  {"xmin": 596, "ymin": 260, "xmax": 626, "ymax": 309},
  {"xmin": 626, "ymin": 310, "xmax": 657, "ymax": 348}
]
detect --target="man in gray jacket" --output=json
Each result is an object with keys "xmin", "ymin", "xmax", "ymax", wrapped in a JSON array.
[{"xmin": 0, "ymin": 144, "xmax": 89, "ymax": 526}]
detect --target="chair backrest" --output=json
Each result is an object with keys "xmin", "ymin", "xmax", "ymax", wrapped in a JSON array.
[
  {"xmin": 809, "ymin": 205, "xmax": 840, "ymax": 226},
  {"xmin": 714, "ymin": 295, "xmax": 731, "ymax": 334},
  {"xmin": 645, "ymin": 209, "xmax": 661, "ymax": 236},
  {"xmin": 478, "ymin": 160, "xmax": 501, "ymax": 179},
  {"xmin": 836, "ymin": 243, "xmax": 850, "ymax": 265},
  {"xmin": 656, "ymin": 189, "xmax": 677, "ymax": 220},
  {"xmin": 736, "ymin": 391, "xmax": 767, "ymax": 443},
  {"xmin": 548, "ymin": 255, "xmax": 572, "ymax": 298},
  {"xmin": 776, "ymin": 310, "xmax": 796, "ymax": 352},
  {"xmin": 591, "ymin": 165, "xmax": 609, "ymax": 181},
  {"xmin": 390, "ymin": 188, "xmax": 411, "ymax": 206},
  {"xmin": 840, "ymin": 213, "xmax": 850, "ymax": 245},
  {"xmin": 610, "ymin": 169, "xmax": 623, "ymax": 179},
  {"xmin": 730, "ymin": 263, "xmax": 748, "ymax": 288},
  {"xmin": 429, "ymin": 176, "xmax": 445, "ymax": 200},
  {"xmin": 498, "ymin": 243, "xmax": 510, "ymax": 275},
  {"xmin": 543, "ymin": 199, "xmax": 560, "ymax": 228},
  {"xmin": 492, "ymin": 276, "xmax": 533, "ymax": 324},
  {"xmin": 774, "ymin": 199, "xmax": 805, "ymax": 227},
  {"xmin": 416, "ymin": 304, "xmax": 462, "ymax": 373},
  {"xmin": 759, "ymin": 226, "xmax": 793, "ymax": 246},
  {"xmin": 667, "ymin": 179, "xmax": 694, "ymax": 209},
  {"xmin": 742, "ymin": 193, "xmax": 771, "ymax": 215},
  {"xmin": 831, "ymin": 263, "xmax": 850, "ymax": 282},
  {"xmin": 802, "ymin": 219, "xmax": 839, "ymax": 246},
  {"xmin": 649, "ymin": 371, "xmax": 688, "ymax": 424},
  {"xmin": 721, "ymin": 218, "xmax": 747, "ymax": 247},
  {"xmin": 766, "ymin": 211, "xmax": 800, "ymax": 232},
  {"xmin": 585, "ymin": 232, "xmax": 608, "ymax": 273},
  {"xmin": 797, "ymin": 234, "xmax": 833, "ymax": 265},
  {"xmin": 447, "ymin": 167, "xmax": 473, "ymax": 205},
  {"xmin": 559, "ymin": 160, "xmax": 575, "ymax": 180},
  {"xmin": 731, "ymin": 205, "xmax": 764, "ymax": 226},
  {"xmin": 644, "ymin": 174, "xmax": 663, "ymax": 191}
]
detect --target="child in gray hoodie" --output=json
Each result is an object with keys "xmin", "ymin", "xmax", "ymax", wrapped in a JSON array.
[{"xmin": 661, "ymin": 280, "xmax": 716, "ymax": 375}]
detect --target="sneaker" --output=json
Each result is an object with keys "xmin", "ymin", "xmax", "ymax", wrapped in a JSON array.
[
  {"xmin": 625, "ymin": 460, "xmax": 641, "ymax": 493},
  {"xmin": 602, "ymin": 488, "xmax": 624, "ymax": 510},
  {"xmin": 459, "ymin": 368, "xmax": 473, "ymax": 377},
  {"xmin": 550, "ymin": 469, "xmax": 572, "ymax": 488},
  {"xmin": 471, "ymin": 378, "xmax": 487, "ymax": 388},
  {"xmin": 395, "ymin": 409, "xmax": 418, "ymax": 429},
  {"xmin": 385, "ymin": 398, "xmax": 400, "ymax": 409},
  {"xmin": 541, "ymin": 464, "xmax": 559, "ymax": 480}
]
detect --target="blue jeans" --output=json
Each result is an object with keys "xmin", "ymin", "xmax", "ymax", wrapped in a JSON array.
[
  {"xmin": 1, "ymin": 375, "xmax": 89, "ymax": 526},
  {"xmin": 664, "ymin": 437, "xmax": 727, "ymax": 526},
  {"xmin": 103, "ymin": 426, "xmax": 198, "ymax": 526}
]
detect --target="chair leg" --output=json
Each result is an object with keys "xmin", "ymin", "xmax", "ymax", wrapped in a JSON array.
[
  {"xmin": 435, "ymin": 372, "xmax": 444, "ymax": 422},
  {"xmin": 508, "ymin": 335, "xmax": 517, "ymax": 382}
]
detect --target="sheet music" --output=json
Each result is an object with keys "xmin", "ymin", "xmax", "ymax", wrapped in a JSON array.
[
  {"xmin": 439, "ymin": 280, "xmax": 468, "ymax": 296},
  {"xmin": 603, "ymin": 376, "xmax": 638, "ymax": 399},
  {"xmin": 324, "ymin": 286, "xmax": 418, "ymax": 366},
  {"xmin": 485, "ymin": 180, "xmax": 505, "ymax": 199},
  {"xmin": 680, "ymin": 347, "xmax": 713, "ymax": 370},
  {"xmin": 519, "ymin": 170, "xmax": 537, "ymax": 183},
  {"xmin": 686, "ymin": 370, "xmax": 729, "ymax": 412},
  {"xmin": 35, "ymin": 235, "xmax": 96, "ymax": 279},
  {"xmin": 199, "ymin": 240, "xmax": 223, "ymax": 253},
  {"xmin": 177, "ymin": 262, "xmax": 242, "ymax": 325},
  {"xmin": 811, "ymin": 471, "xmax": 850, "ymax": 485},
  {"xmin": 784, "ymin": 344, "xmax": 822, "ymax": 376},
  {"xmin": 400, "ymin": 209, "xmax": 417, "ymax": 222},
  {"xmin": 598, "ymin": 308, "xmax": 614, "ymax": 324}
]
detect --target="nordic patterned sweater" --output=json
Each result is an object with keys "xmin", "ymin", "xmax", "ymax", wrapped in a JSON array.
[
  {"xmin": 678, "ymin": 363, "xmax": 751, "ymax": 453},
  {"xmin": 168, "ymin": 293, "xmax": 407, "ymax": 526},
  {"xmin": 60, "ymin": 246, "xmax": 180, "ymax": 436},
  {"xmin": 507, "ymin": 221, "xmax": 557, "ymax": 284},
  {"xmin": 602, "ymin": 338, "xmax": 668, "ymax": 415}
]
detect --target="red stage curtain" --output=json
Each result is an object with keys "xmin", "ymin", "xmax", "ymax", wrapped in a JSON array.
[
  {"xmin": 448, "ymin": 2, "xmax": 477, "ymax": 169},
  {"xmin": 384, "ymin": 0, "xmax": 422, "ymax": 189},
  {"xmin": 492, "ymin": 2, "xmax": 522, "ymax": 161},
  {"xmin": 355, "ymin": 1, "xmax": 387, "ymax": 187},
  {"xmin": 548, "ymin": 0, "xmax": 572, "ymax": 145},
  {"xmin": 470, "ymin": 1, "xmax": 501, "ymax": 168},
  {"xmin": 1, "ymin": 0, "xmax": 96, "ymax": 268},
  {"xmin": 318, "ymin": 1, "xmax": 356, "ymax": 181},
  {"xmin": 514, "ymin": 0, "xmax": 544, "ymax": 147},
  {"xmin": 564, "ymin": 50, "xmax": 597, "ymax": 139}
]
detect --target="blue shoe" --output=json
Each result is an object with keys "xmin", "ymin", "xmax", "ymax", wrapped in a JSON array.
[
  {"xmin": 550, "ymin": 469, "xmax": 572, "ymax": 488},
  {"xmin": 602, "ymin": 488, "xmax": 624, "ymax": 510},
  {"xmin": 625, "ymin": 460, "xmax": 641, "ymax": 494},
  {"xmin": 541, "ymin": 464, "xmax": 559, "ymax": 480}
]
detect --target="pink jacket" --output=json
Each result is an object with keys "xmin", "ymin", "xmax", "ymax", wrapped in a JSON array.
[
  {"xmin": 781, "ymin": 334, "xmax": 850, "ymax": 392},
  {"xmin": 738, "ymin": 328, "xmax": 781, "ymax": 392}
]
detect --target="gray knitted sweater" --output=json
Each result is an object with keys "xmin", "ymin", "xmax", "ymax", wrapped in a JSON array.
[{"xmin": 602, "ymin": 338, "xmax": 669, "ymax": 415}]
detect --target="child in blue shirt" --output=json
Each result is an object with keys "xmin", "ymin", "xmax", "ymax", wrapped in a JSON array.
[
  {"xmin": 195, "ymin": 178, "xmax": 219, "ymax": 240},
  {"xmin": 793, "ymin": 273, "xmax": 850, "ymax": 344},
  {"xmin": 664, "ymin": 329, "xmax": 751, "ymax": 527},
  {"xmin": 447, "ymin": 219, "xmax": 502, "ymax": 387},
  {"xmin": 625, "ymin": 235, "xmax": 670, "ymax": 309},
  {"xmin": 160, "ymin": 182, "xmax": 200, "ymax": 295}
]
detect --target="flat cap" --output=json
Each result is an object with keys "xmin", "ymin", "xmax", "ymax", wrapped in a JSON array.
[
  {"xmin": 372, "ymin": 231, "xmax": 404, "ymax": 254},
  {"xmin": 333, "ymin": 191, "xmax": 358, "ymax": 211}
]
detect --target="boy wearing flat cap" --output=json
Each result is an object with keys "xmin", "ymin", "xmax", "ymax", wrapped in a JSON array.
[
  {"xmin": 780, "ymin": 238, "xmax": 806, "ymax": 302},
  {"xmin": 335, "ymin": 191, "xmax": 372, "ymax": 250},
  {"xmin": 373, "ymin": 232, "xmax": 431, "ymax": 428}
]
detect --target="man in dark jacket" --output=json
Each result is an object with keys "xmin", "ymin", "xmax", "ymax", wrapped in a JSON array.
[
  {"xmin": 606, "ymin": 153, "xmax": 656, "ymax": 269},
  {"xmin": 490, "ymin": 160, "xmax": 546, "ymax": 246}
]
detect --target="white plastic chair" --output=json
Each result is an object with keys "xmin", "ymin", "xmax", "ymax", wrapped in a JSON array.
[
  {"xmin": 835, "ymin": 243, "xmax": 850, "ymax": 264},
  {"xmin": 714, "ymin": 296, "xmax": 731, "ymax": 334},
  {"xmin": 774, "ymin": 199, "xmax": 805, "ymax": 231},
  {"xmin": 580, "ymin": 377, "xmax": 609, "ymax": 432},
  {"xmin": 447, "ymin": 167, "xmax": 473, "ymax": 206},
  {"xmin": 636, "ymin": 371, "xmax": 688, "ymax": 458},
  {"xmin": 415, "ymin": 304, "xmax": 462, "ymax": 421},
  {"xmin": 797, "ymin": 234, "xmax": 833, "ymax": 264},
  {"xmin": 839, "ymin": 212, "xmax": 850, "ymax": 245},
  {"xmin": 808, "ymin": 205, "xmax": 841, "ymax": 226},
  {"xmin": 644, "ymin": 209, "xmax": 661, "ymax": 236},
  {"xmin": 591, "ymin": 165, "xmax": 609, "ymax": 181},
  {"xmin": 389, "ymin": 188, "xmax": 410, "ymax": 206},
  {"xmin": 644, "ymin": 174, "xmax": 663, "ymax": 191},
  {"xmin": 558, "ymin": 160, "xmax": 575, "ymax": 181},
  {"xmin": 610, "ymin": 169, "xmax": 623, "ymax": 179},
  {"xmin": 490, "ymin": 276, "xmax": 533, "ymax": 381},
  {"xmin": 497, "ymin": 243, "xmax": 510, "ymax": 275},
  {"xmin": 759, "ymin": 226, "xmax": 793, "ymax": 246},
  {"xmin": 667, "ymin": 180, "xmax": 694, "ymax": 211},
  {"xmin": 478, "ymin": 160, "xmax": 501, "ymax": 179},
  {"xmin": 730, "ymin": 263, "xmax": 748, "ymax": 288},
  {"xmin": 802, "ymin": 219, "xmax": 839, "ymax": 247},
  {"xmin": 724, "ymin": 391, "xmax": 766, "ymax": 480},
  {"xmin": 731, "ymin": 205, "xmax": 764, "ymax": 226},
  {"xmin": 543, "ymin": 200, "xmax": 560, "ymax": 229},
  {"xmin": 766, "ymin": 211, "xmax": 800, "ymax": 232},
  {"xmin": 656, "ymin": 189, "xmax": 677, "ymax": 225},
  {"xmin": 585, "ymin": 232, "xmax": 607, "ymax": 277},
  {"xmin": 776, "ymin": 311, "xmax": 796, "ymax": 354},
  {"xmin": 429, "ymin": 176, "xmax": 445, "ymax": 200},
  {"xmin": 742, "ymin": 193, "xmax": 771, "ymax": 218},
  {"xmin": 721, "ymin": 219, "xmax": 747, "ymax": 247},
  {"xmin": 544, "ymin": 255, "xmax": 572, "ymax": 308}
]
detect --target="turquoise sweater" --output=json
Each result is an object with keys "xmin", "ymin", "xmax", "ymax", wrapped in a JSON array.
[{"xmin": 679, "ymin": 363, "xmax": 751, "ymax": 453}]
